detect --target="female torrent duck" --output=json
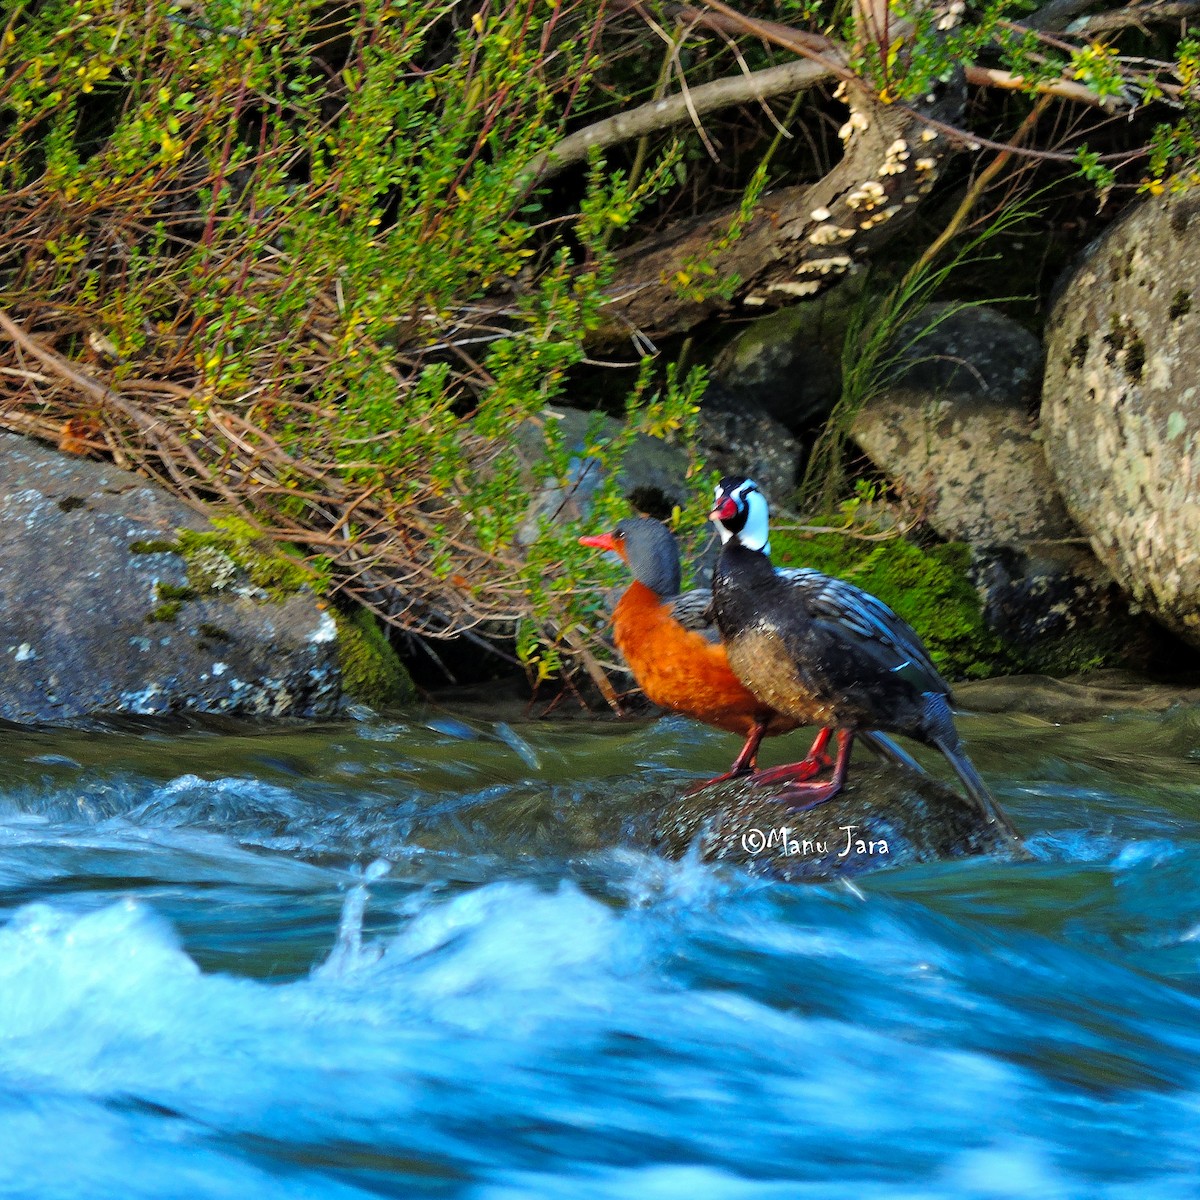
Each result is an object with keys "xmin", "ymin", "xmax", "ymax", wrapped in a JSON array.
[
  {"xmin": 578, "ymin": 517, "xmax": 920, "ymax": 788},
  {"xmin": 709, "ymin": 477, "xmax": 1017, "ymax": 837}
]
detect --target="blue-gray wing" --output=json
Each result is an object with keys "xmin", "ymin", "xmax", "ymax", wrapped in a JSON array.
[
  {"xmin": 775, "ymin": 567, "xmax": 948, "ymax": 694},
  {"xmin": 668, "ymin": 588, "xmax": 721, "ymax": 643}
]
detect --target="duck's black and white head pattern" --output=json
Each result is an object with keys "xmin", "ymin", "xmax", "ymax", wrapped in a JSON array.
[{"xmin": 710, "ymin": 476, "xmax": 771, "ymax": 555}]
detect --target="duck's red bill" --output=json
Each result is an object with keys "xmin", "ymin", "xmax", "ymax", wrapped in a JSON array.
[
  {"xmin": 710, "ymin": 498, "xmax": 738, "ymax": 522},
  {"xmin": 578, "ymin": 533, "xmax": 618, "ymax": 552}
]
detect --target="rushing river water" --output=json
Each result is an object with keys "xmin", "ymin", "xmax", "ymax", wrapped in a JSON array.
[{"xmin": 2, "ymin": 679, "xmax": 1200, "ymax": 1199}]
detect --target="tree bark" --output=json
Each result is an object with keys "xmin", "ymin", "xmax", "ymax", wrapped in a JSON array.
[{"xmin": 591, "ymin": 75, "xmax": 969, "ymax": 348}]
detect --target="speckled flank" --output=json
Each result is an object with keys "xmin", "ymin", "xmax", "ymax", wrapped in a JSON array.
[
  {"xmin": 1042, "ymin": 186, "xmax": 1200, "ymax": 644},
  {"xmin": 725, "ymin": 629, "xmax": 840, "ymax": 727}
]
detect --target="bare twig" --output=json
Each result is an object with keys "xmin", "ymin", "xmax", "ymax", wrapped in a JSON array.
[
  {"xmin": 907, "ymin": 95, "xmax": 1053, "ymax": 280},
  {"xmin": 965, "ymin": 65, "xmax": 1131, "ymax": 109},
  {"xmin": 529, "ymin": 55, "xmax": 838, "ymax": 182}
]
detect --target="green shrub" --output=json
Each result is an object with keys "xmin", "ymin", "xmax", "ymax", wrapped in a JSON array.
[{"xmin": 0, "ymin": 0, "xmax": 703, "ymax": 688}]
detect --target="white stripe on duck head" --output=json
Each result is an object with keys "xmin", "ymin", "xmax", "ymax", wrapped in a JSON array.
[{"xmin": 710, "ymin": 476, "xmax": 771, "ymax": 556}]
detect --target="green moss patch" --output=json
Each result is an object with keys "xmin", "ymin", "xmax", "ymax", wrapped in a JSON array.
[
  {"xmin": 130, "ymin": 539, "xmax": 180, "ymax": 555},
  {"xmin": 145, "ymin": 581, "xmax": 198, "ymax": 623},
  {"xmin": 334, "ymin": 608, "xmax": 416, "ymax": 708},
  {"xmin": 175, "ymin": 517, "xmax": 318, "ymax": 599},
  {"xmin": 132, "ymin": 516, "xmax": 323, "ymax": 609},
  {"xmin": 769, "ymin": 527, "xmax": 1009, "ymax": 681}
]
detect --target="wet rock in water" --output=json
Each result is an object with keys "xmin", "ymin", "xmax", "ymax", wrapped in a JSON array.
[
  {"xmin": 647, "ymin": 765, "xmax": 1022, "ymax": 881},
  {"xmin": 0, "ymin": 432, "xmax": 356, "ymax": 724},
  {"xmin": 1042, "ymin": 183, "xmax": 1200, "ymax": 648},
  {"xmin": 956, "ymin": 669, "xmax": 1200, "ymax": 720}
]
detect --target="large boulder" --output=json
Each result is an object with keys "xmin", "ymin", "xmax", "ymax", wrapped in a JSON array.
[
  {"xmin": 0, "ymin": 433, "xmax": 352, "ymax": 723},
  {"xmin": 852, "ymin": 304, "xmax": 1073, "ymax": 547},
  {"xmin": 514, "ymin": 398, "xmax": 798, "ymax": 535},
  {"xmin": 853, "ymin": 388, "xmax": 1075, "ymax": 546},
  {"xmin": 879, "ymin": 301, "xmax": 1044, "ymax": 400},
  {"xmin": 1042, "ymin": 186, "xmax": 1200, "ymax": 646},
  {"xmin": 514, "ymin": 406, "xmax": 692, "ymax": 540}
]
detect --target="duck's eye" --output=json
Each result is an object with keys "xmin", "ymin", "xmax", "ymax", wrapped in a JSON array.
[{"xmin": 614, "ymin": 529, "xmax": 625, "ymax": 541}]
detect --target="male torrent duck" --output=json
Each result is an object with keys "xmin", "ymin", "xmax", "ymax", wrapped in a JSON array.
[
  {"xmin": 709, "ymin": 477, "xmax": 1017, "ymax": 836},
  {"xmin": 578, "ymin": 517, "xmax": 921, "ymax": 788}
]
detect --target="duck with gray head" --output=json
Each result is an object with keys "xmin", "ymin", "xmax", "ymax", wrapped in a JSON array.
[
  {"xmin": 578, "ymin": 516, "xmax": 925, "ymax": 790},
  {"xmin": 708, "ymin": 477, "xmax": 1019, "ymax": 842}
]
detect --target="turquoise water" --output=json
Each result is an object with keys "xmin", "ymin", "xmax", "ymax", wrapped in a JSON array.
[{"xmin": 2, "ymin": 690, "xmax": 1200, "ymax": 1198}]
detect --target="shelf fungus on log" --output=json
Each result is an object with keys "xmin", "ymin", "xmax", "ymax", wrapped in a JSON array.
[{"xmin": 592, "ymin": 70, "xmax": 968, "ymax": 348}]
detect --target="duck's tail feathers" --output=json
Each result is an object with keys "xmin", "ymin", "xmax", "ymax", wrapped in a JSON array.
[
  {"xmin": 858, "ymin": 730, "xmax": 925, "ymax": 776},
  {"xmin": 933, "ymin": 735, "xmax": 1021, "ymax": 842}
]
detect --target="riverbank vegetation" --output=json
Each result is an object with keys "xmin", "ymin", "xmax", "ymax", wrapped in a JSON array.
[{"xmin": 0, "ymin": 0, "xmax": 1196, "ymax": 698}]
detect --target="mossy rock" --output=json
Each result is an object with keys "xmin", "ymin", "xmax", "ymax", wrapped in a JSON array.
[
  {"xmin": 334, "ymin": 608, "xmax": 416, "ymax": 708},
  {"xmin": 132, "ymin": 515, "xmax": 321, "ymax": 603},
  {"xmin": 768, "ymin": 524, "xmax": 1159, "ymax": 680},
  {"xmin": 175, "ymin": 517, "xmax": 317, "ymax": 599},
  {"xmin": 770, "ymin": 527, "xmax": 1009, "ymax": 681},
  {"xmin": 0, "ymin": 432, "xmax": 343, "ymax": 722},
  {"xmin": 134, "ymin": 514, "xmax": 416, "ymax": 708}
]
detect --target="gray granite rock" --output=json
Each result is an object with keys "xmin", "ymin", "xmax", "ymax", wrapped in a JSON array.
[
  {"xmin": 852, "ymin": 304, "xmax": 1072, "ymax": 547},
  {"xmin": 709, "ymin": 276, "xmax": 866, "ymax": 431},
  {"xmin": 1042, "ymin": 184, "xmax": 1200, "ymax": 647},
  {"xmin": 698, "ymin": 385, "xmax": 801, "ymax": 504},
  {"xmin": 0, "ymin": 432, "xmax": 344, "ymax": 724},
  {"xmin": 513, "ymin": 407, "xmax": 692, "ymax": 541},
  {"xmin": 513, "ymin": 398, "xmax": 799, "ymax": 536},
  {"xmin": 884, "ymin": 302, "xmax": 1044, "ymax": 400},
  {"xmin": 852, "ymin": 387, "xmax": 1076, "ymax": 547}
]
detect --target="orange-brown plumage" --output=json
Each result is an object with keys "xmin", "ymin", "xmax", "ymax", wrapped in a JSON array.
[
  {"xmin": 579, "ymin": 517, "xmax": 809, "ymax": 781},
  {"xmin": 611, "ymin": 580, "xmax": 797, "ymax": 740}
]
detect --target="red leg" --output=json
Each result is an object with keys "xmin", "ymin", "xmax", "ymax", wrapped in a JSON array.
[
  {"xmin": 749, "ymin": 727, "xmax": 834, "ymax": 788},
  {"xmin": 773, "ymin": 730, "xmax": 854, "ymax": 811},
  {"xmin": 686, "ymin": 720, "xmax": 768, "ymax": 792},
  {"xmin": 729, "ymin": 720, "xmax": 768, "ymax": 775}
]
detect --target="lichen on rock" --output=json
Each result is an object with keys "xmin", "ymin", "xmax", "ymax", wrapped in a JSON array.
[
  {"xmin": 1042, "ymin": 183, "xmax": 1200, "ymax": 647},
  {"xmin": 0, "ymin": 432, "xmax": 366, "ymax": 723}
]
